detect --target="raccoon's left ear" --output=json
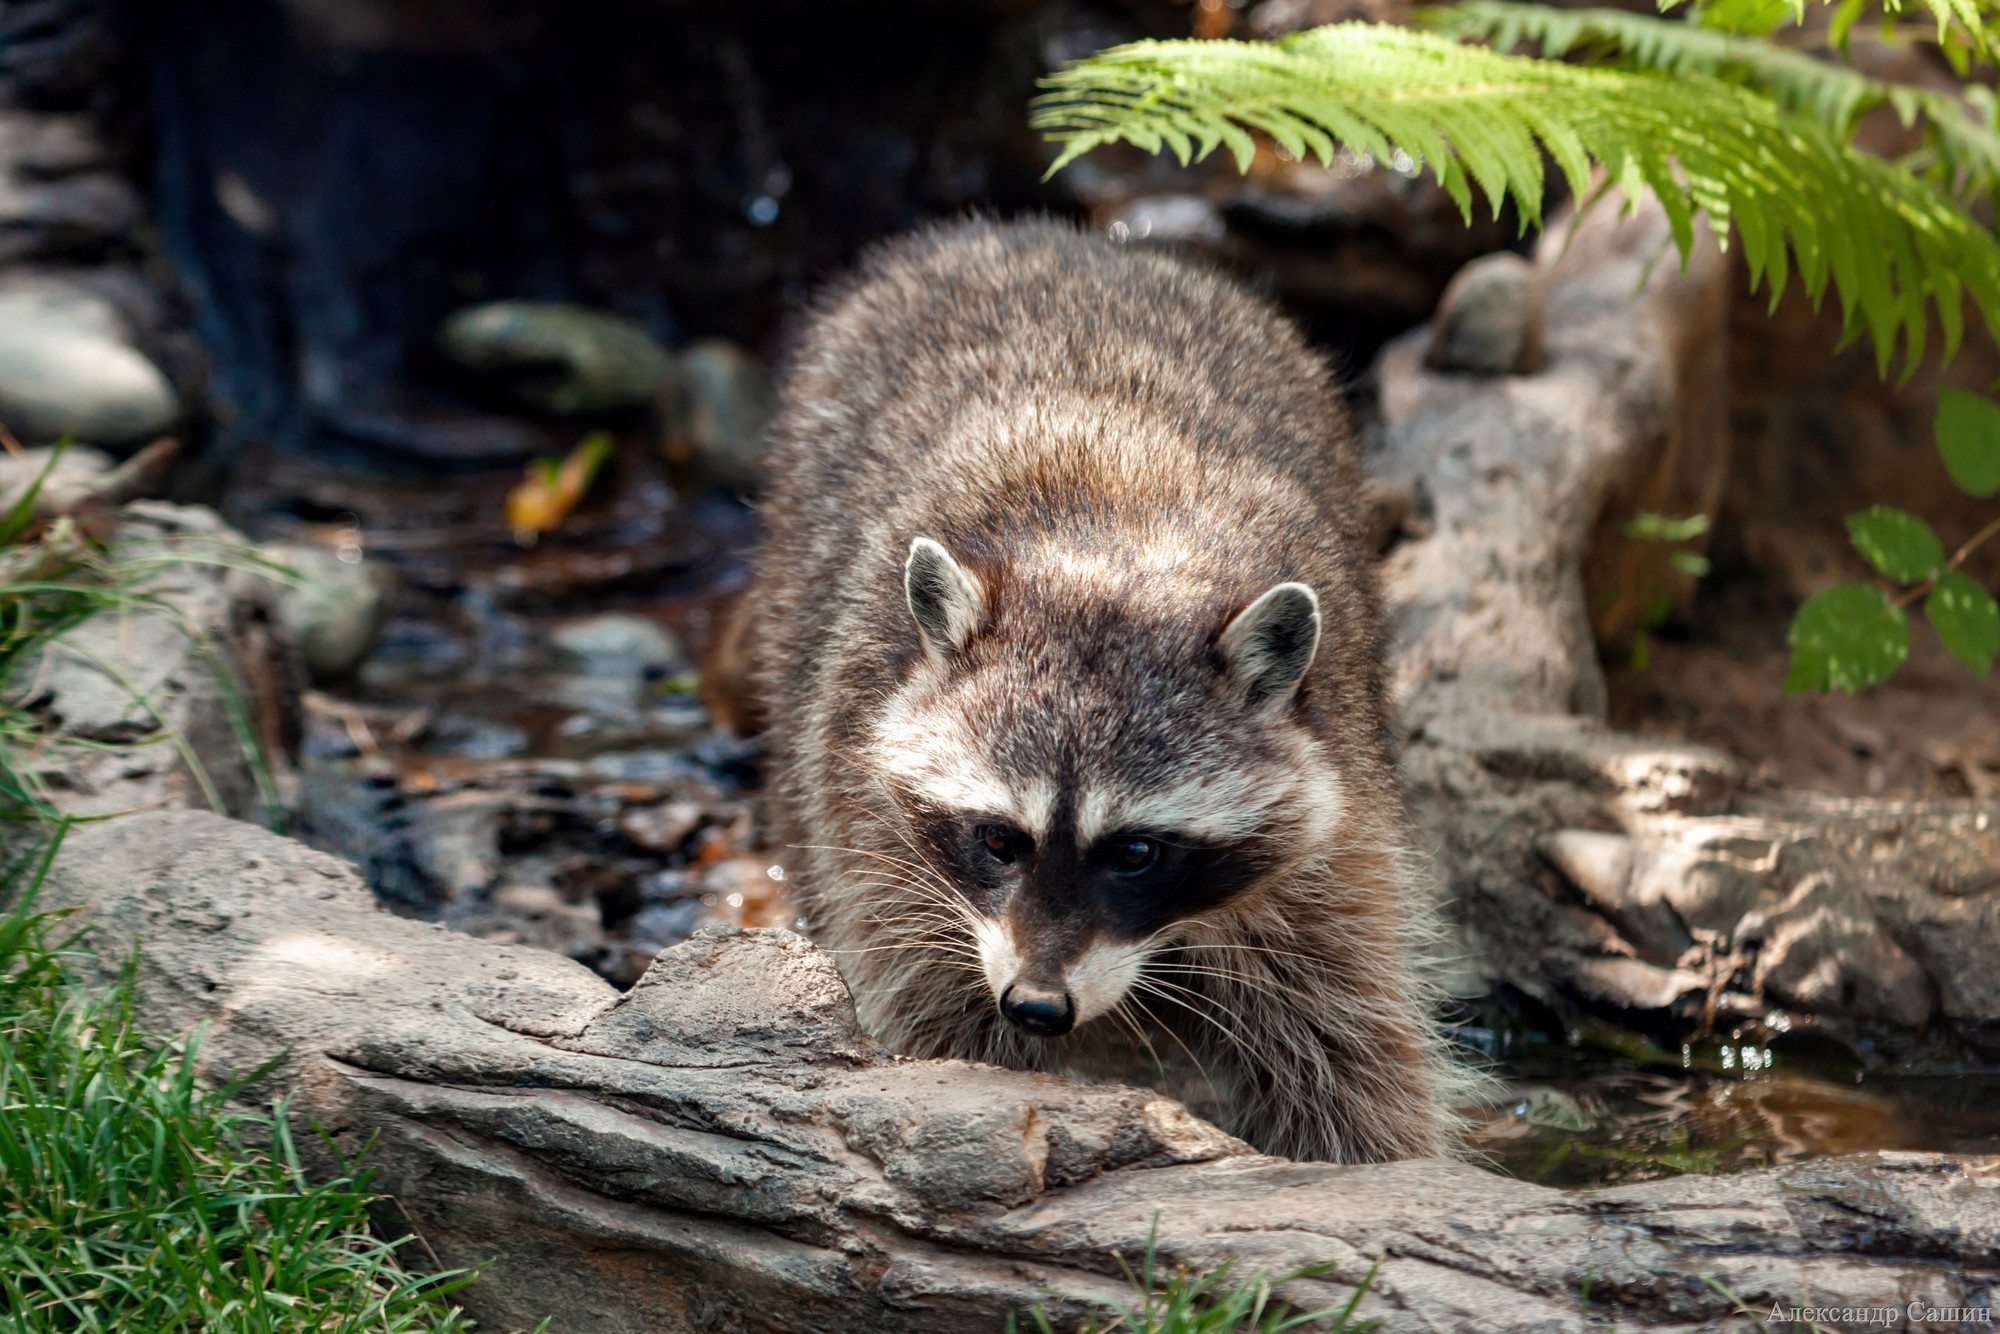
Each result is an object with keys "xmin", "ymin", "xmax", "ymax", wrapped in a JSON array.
[
  {"xmin": 905, "ymin": 537, "xmax": 986, "ymax": 659},
  {"xmin": 1220, "ymin": 582, "xmax": 1320, "ymax": 708}
]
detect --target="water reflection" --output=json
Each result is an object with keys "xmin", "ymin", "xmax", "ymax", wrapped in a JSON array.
[{"xmin": 1469, "ymin": 1044, "xmax": 2000, "ymax": 1188}]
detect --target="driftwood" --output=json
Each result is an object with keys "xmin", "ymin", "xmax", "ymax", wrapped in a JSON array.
[{"xmin": 40, "ymin": 810, "xmax": 2000, "ymax": 1334}]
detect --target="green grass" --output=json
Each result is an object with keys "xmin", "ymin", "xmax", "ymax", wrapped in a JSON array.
[
  {"xmin": 1008, "ymin": 1220, "xmax": 1380, "ymax": 1333},
  {"xmin": 0, "ymin": 829, "xmax": 481, "ymax": 1333}
]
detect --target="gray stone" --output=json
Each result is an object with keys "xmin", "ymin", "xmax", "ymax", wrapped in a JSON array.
[
  {"xmin": 665, "ymin": 337, "xmax": 774, "ymax": 492},
  {"xmin": 0, "ymin": 282, "xmax": 180, "ymax": 446},
  {"xmin": 1424, "ymin": 251, "xmax": 1543, "ymax": 375},
  {"xmin": 10, "ymin": 503, "xmax": 302, "ymax": 824},
  {"xmin": 34, "ymin": 809, "xmax": 2000, "ymax": 1334},
  {"xmin": 439, "ymin": 301, "xmax": 676, "ymax": 415},
  {"xmin": 262, "ymin": 542, "xmax": 397, "ymax": 684},
  {"xmin": 0, "ymin": 112, "xmax": 143, "ymax": 259},
  {"xmin": 1374, "ymin": 193, "xmax": 2000, "ymax": 1042},
  {"xmin": 548, "ymin": 612, "xmax": 684, "ymax": 676},
  {"xmin": 616, "ymin": 799, "xmax": 704, "ymax": 853},
  {"xmin": 1376, "ymin": 193, "xmax": 1739, "ymax": 1010},
  {"xmin": 1367, "ymin": 193, "xmax": 1994, "ymax": 1039}
]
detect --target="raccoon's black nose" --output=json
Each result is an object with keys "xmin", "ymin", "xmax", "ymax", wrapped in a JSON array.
[{"xmin": 1000, "ymin": 982, "xmax": 1076, "ymax": 1037}]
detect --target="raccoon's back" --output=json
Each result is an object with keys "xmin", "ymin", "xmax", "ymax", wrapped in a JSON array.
[
  {"xmin": 747, "ymin": 217, "xmax": 1373, "ymax": 785},
  {"xmin": 763, "ymin": 217, "xmax": 1358, "ymax": 522}
]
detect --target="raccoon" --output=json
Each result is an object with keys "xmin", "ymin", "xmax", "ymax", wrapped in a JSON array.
[{"xmin": 738, "ymin": 217, "xmax": 1459, "ymax": 1163}]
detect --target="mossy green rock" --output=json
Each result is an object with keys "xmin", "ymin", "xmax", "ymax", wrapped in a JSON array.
[{"xmin": 440, "ymin": 301, "xmax": 675, "ymax": 415}]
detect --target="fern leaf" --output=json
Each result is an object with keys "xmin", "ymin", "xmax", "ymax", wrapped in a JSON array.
[
  {"xmin": 1680, "ymin": 0, "xmax": 2000, "ymax": 59},
  {"xmin": 1031, "ymin": 24, "xmax": 2000, "ymax": 374},
  {"xmin": 1438, "ymin": 2, "xmax": 2000, "ymax": 200}
]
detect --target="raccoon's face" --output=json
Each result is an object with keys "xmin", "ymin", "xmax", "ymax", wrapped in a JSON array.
[{"xmin": 869, "ymin": 536, "xmax": 1344, "ymax": 1040}]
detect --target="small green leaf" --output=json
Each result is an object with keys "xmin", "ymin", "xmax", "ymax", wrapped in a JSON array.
[
  {"xmin": 1925, "ymin": 569, "xmax": 2000, "ymax": 677},
  {"xmin": 1625, "ymin": 512, "xmax": 1710, "ymax": 543},
  {"xmin": 1784, "ymin": 583, "xmax": 1910, "ymax": 694},
  {"xmin": 1936, "ymin": 389, "xmax": 2000, "ymax": 498},
  {"xmin": 1693, "ymin": 0, "xmax": 1793, "ymax": 36},
  {"xmin": 1669, "ymin": 549, "xmax": 1711, "ymax": 578},
  {"xmin": 1844, "ymin": 506, "xmax": 1944, "ymax": 583}
]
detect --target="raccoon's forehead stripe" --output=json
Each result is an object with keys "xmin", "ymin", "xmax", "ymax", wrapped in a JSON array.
[
  {"xmin": 871, "ymin": 696, "xmax": 1057, "ymax": 834},
  {"xmin": 1077, "ymin": 745, "xmax": 1347, "ymax": 847},
  {"xmin": 1077, "ymin": 770, "xmax": 1277, "ymax": 846}
]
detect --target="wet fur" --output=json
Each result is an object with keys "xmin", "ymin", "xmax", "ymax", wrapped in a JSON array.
[{"xmin": 740, "ymin": 217, "xmax": 1464, "ymax": 1163}]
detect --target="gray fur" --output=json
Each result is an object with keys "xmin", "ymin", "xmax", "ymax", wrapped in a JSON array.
[{"xmin": 741, "ymin": 218, "xmax": 1464, "ymax": 1163}]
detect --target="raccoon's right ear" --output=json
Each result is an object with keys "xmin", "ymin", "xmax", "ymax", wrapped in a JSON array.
[
  {"xmin": 905, "ymin": 537, "xmax": 986, "ymax": 659},
  {"xmin": 1220, "ymin": 582, "xmax": 1321, "ymax": 709}
]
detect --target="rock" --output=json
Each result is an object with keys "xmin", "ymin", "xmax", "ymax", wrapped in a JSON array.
[
  {"xmin": 0, "ymin": 281, "xmax": 180, "ymax": 446},
  {"xmin": 1376, "ymin": 191, "xmax": 2000, "ymax": 1043},
  {"xmin": 549, "ymin": 612, "xmax": 684, "ymax": 677},
  {"xmin": 0, "ymin": 111, "xmax": 144, "ymax": 261},
  {"xmin": 616, "ymin": 799, "xmax": 704, "ymax": 853},
  {"xmin": 11, "ymin": 503, "xmax": 302, "ymax": 824},
  {"xmin": 0, "ymin": 443, "xmax": 115, "ymax": 514},
  {"xmin": 262, "ymin": 542, "xmax": 397, "ymax": 684},
  {"xmin": 35, "ymin": 809, "xmax": 2000, "ymax": 1333},
  {"xmin": 1539, "ymin": 829, "xmax": 1695, "ymax": 965},
  {"xmin": 1424, "ymin": 251, "xmax": 1543, "ymax": 375},
  {"xmin": 439, "ymin": 301, "xmax": 676, "ymax": 415},
  {"xmin": 664, "ymin": 337, "xmax": 774, "ymax": 492},
  {"xmin": 458, "ymin": 882, "xmax": 604, "ymax": 957}
]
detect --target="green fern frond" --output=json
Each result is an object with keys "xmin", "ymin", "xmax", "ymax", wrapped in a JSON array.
[
  {"xmin": 1436, "ymin": 2, "xmax": 2000, "ymax": 199},
  {"xmin": 1031, "ymin": 23, "xmax": 2000, "ymax": 373},
  {"xmin": 1690, "ymin": 0, "xmax": 2000, "ymax": 61}
]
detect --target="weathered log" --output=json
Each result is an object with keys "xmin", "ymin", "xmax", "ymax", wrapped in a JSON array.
[
  {"xmin": 39, "ymin": 810, "xmax": 2000, "ymax": 1333},
  {"xmin": 1372, "ymin": 196, "xmax": 2000, "ymax": 1044}
]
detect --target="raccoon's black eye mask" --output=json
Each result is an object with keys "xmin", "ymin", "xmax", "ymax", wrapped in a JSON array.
[{"xmin": 914, "ymin": 813, "xmax": 1266, "ymax": 936}]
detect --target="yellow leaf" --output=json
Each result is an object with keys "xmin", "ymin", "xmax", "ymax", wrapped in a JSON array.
[{"xmin": 506, "ymin": 432, "xmax": 615, "ymax": 545}]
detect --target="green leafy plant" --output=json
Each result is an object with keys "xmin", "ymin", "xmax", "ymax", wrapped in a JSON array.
[
  {"xmin": 1006, "ymin": 1217, "xmax": 1378, "ymax": 1334},
  {"xmin": 1784, "ymin": 396, "xmax": 2000, "ymax": 690},
  {"xmin": 1033, "ymin": 20, "xmax": 2000, "ymax": 375},
  {"xmin": 1621, "ymin": 512, "xmax": 1714, "ymax": 668},
  {"xmin": 0, "ymin": 829, "xmax": 481, "ymax": 1333},
  {"xmin": 1433, "ymin": 3, "xmax": 2000, "ymax": 199}
]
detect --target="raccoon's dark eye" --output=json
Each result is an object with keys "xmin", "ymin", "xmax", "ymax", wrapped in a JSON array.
[
  {"xmin": 1109, "ymin": 837, "xmax": 1161, "ymax": 875},
  {"xmin": 977, "ymin": 824, "xmax": 1027, "ymax": 865}
]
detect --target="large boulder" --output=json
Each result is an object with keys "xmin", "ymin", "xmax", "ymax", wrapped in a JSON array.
[{"xmin": 36, "ymin": 809, "xmax": 2000, "ymax": 1334}]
